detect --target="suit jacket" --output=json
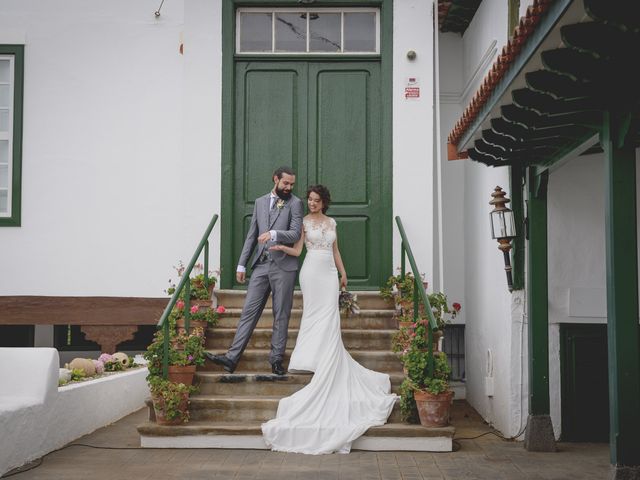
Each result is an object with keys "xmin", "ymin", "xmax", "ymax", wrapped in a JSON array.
[{"xmin": 238, "ymin": 193, "xmax": 304, "ymax": 272}]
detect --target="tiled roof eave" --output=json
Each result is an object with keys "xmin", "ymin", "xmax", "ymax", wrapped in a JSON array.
[{"xmin": 447, "ymin": 0, "xmax": 574, "ymax": 160}]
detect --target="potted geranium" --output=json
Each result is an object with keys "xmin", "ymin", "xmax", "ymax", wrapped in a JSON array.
[
  {"xmin": 148, "ymin": 376, "xmax": 195, "ymax": 425},
  {"xmin": 400, "ymin": 348, "xmax": 453, "ymax": 427},
  {"xmin": 173, "ymin": 302, "xmax": 225, "ymax": 336},
  {"xmin": 144, "ymin": 330, "xmax": 205, "ymax": 386}
]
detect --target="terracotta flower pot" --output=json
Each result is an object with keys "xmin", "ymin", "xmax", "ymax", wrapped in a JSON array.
[
  {"xmin": 152, "ymin": 392, "xmax": 190, "ymax": 425},
  {"xmin": 176, "ymin": 318, "xmax": 208, "ymax": 336},
  {"xmin": 167, "ymin": 365, "xmax": 197, "ymax": 385},
  {"xmin": 414, "ymin": 390, "xmax": 454, "ymax": 427}
]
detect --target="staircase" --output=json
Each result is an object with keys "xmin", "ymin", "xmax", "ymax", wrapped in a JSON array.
[{"xmin": 137, "ymin": 290, "xmax": 455, "ymax": 451}]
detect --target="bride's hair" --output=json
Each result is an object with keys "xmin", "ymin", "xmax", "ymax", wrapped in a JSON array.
[{"xmin": 306, "ymin": 185, "xmax": 331, "ymax": 214}]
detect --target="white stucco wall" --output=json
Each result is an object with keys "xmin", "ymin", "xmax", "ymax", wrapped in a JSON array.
[
  {"xmin": 1, "ymin": 0, "xmax": 438, "ymax": 298},
  {"xmin": 392, "ymin": 0, "xmax": 436, "ymax": 284},
  {"xmin": 438, "ymin": 32, "xmax": 465, "ymax": 323},
  {"xmin": 546, "ymin": 149, "xmax": 640, "ymax": 438},
  {"xmin": 438, "ymin": 0, "xmax": 524, "ymax": 436},
  {"xmin": 0, "ymin": 0, "xmax": 223, "ymax": 298}
]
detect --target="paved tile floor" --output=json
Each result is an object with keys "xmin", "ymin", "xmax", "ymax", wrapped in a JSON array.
[{"xmin": 5, "ymin": 401, "xmax": 610, "ymax": 480}]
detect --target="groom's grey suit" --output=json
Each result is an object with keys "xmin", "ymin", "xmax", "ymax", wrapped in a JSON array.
[{"xmin": 226, "ymin": 193, "xmax": 304, "ymax": 367}]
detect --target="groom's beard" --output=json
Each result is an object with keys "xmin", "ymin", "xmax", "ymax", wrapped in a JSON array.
[{"xmin": 275, "ymin": 186, "xmax": 292, "ymax": 200}]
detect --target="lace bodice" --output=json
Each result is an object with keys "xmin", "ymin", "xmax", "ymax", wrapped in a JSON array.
[{"xmin": 304, "ymin": 217, "xmax": 336, "ymax": 251}]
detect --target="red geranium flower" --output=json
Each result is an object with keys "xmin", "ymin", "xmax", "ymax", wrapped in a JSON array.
[{"xmin": 452, "ymin": 302, "xmax": 462, "ymax": 312}]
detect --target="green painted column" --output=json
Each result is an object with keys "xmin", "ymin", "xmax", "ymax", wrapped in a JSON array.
[
  {"xmin": 524, "ymin": 168, "xmax": 556, "ymax": 452},
  {"xmin": 602, "ymin": 111, "xmax": 640, "ymax": 471}
]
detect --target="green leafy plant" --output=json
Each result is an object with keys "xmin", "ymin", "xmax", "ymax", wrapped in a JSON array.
[
  {"xmin": 380, "ymin": 272, "xmax": 415, "ymax": 305},
  {"xmin": 143, "ymin": 330, "xmax": 205, "ymax": 378},
  {"xmin": 148, "ymin": 376, "xmax": 196, "ymax": 423},
  {"xmin": 399, "ymin": 348, "xmax": 452, "ymax": 422}
]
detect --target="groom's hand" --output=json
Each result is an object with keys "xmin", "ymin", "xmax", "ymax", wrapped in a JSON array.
[
  {"xmin": 236, "ymin": 272, "xmax": 246, "ymax": 284},
  {"xmin": 258, "ymin": 232, "xmax": 271, "ymax": 244}
]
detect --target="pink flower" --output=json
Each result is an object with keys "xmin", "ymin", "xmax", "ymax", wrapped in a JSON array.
[
  {"xmin": 452, "ymin": 302, "xmax": 462, "ymax": 312},
  {"xmin": 410, "ymin": 332, "xmax": 416, "ymax": 338},
  {"xmin": 190, "ymin": 305, "xmax": 199, "ymax": 314},
  {"xmin": 411, "ymin": 322, "xmax": 417, "ymax": 328},
  {"xmin": 216, "ymin": 305, "xmax": 226, "ymax": 314},
  {"xmin": 98, "ymin": 353, "xmax": 113, "ymax": 364},
  {"xmin": 176, "ymin": 300, "xmax": 185, "ymax": 310},
  {"xmin": 187, "ymin": 355, "xmax": 194, "ymax": 362}
]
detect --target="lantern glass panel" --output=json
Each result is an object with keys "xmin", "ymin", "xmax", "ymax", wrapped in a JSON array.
[
  {"xmin": 491, "ymin": 209, "xmax": 516, "ymax": 240},
  {"xmin": 490, "ymin": 209, "xmax": 516, "ymax": 239}
]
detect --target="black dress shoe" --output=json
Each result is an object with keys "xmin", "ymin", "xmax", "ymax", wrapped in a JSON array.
[
  {"xmin": 206, "ymin": 352, "xmax": 236, "ymax": 373},
  {"xmin": 271, "ymin": 361, "xmax": 285, "ymax": 376}
]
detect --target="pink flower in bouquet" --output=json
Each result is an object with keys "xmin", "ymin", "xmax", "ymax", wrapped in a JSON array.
[
  {"xmin": 216, "ymin": 305, "xmax": 226, "ymax": 314},
  {"xmin": 190, "ymin": 305, "xmax": 199, "ymax": 314},
  {"xmin": 176, "ymin": 299, "xmax": 185, "ymax": 310},
  {"xmin": 93, "ymin": 359, "xmax": 105, "ymax": 375}
]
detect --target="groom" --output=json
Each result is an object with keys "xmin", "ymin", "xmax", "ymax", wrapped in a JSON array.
[{"xmin": 206, "ymin": 166, "xmax": 304, "ymax": 375}]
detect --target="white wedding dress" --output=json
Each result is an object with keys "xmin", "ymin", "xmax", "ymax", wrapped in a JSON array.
[{"xmin": 261, "ymin": 216, "xmax": 397, "ymax": 454}]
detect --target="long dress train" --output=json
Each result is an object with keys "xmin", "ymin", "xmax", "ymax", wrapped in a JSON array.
[{"xmin": 261, "ymin": 217, "xmax": 397, "ymax": 454}]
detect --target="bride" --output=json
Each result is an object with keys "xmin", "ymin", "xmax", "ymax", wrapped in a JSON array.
[{"xmin": 261, "ymin": 184, "xmax": 397, "ymax": 454}]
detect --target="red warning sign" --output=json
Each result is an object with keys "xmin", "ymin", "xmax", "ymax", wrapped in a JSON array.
[{"xmin": 404, "ymin": 87, "xmax": 420, "ymax": 99}]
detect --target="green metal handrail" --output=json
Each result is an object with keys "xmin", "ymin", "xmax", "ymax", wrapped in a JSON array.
[
  {"xmin": 157, "ymin": 213, "xmax": 219, "ymax": 379},
  {"xmin": 395, "ymin": 216, "xmax": 438, "ymax": 377}
]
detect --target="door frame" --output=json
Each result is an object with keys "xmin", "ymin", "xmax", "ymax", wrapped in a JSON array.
[{"xmin": 220, "ymin": 0, "xmax": 393, "ymax": 289}]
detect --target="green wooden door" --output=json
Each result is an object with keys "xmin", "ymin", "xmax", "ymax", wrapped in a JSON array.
[{"xmin": 227, "ymin": 60, "xmax": 388, "ymax": 289}]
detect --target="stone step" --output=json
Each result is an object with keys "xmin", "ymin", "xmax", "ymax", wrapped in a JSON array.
[
  {"xmin": 201, "ymin": 349, "xmax": 403, "ymax": 373},
  {"xmin": 195, "ymin": 372, "xmax": 406, "ymax": 396},
  {"xmin": 205, "ymin": 328, "xmax": 396, "ymax": 351},
  {"xmin": 215, "ymin": 309, "xmax": 398, "ymax": 330},
  {"xmin": 175, "ymin": 395, "xmax": 404, "ymax": 423},
  {"xmin": 137, "ymin": 421, "xmax": 455, "ymax": 451},
  {"xmin": 214, "ymin": 289, "xmax": 393, "ymax": 311}
]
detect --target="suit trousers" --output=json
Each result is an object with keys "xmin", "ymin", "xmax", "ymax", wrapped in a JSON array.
[{"xmin": 226, "ymin": 260, "xmax": 297, "ymax": 366}]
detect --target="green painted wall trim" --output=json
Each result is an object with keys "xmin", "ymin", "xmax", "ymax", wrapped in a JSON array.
[
  {"xmin": 0, "ymin": 45, "xmax": 24, "ymax": 227},
  {"xmin": 527, "ymin": 167, "xmax": 550, "ymax": 415},
  {"xmin": 220, "ymin": 0, "xmax": 393, "ymax": 289},
  {"xmin": 602, "ymin": 110, "xmax": 640, "ymax": 467},
  {"xmin": 510, "ymin": 164, "xmax": 525, "ymax": 290}
]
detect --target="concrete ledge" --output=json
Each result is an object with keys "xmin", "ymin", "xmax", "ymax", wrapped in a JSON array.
[
  {"xmin": 524, "ymin": 414, "xmax": 557, "ymax": 452},
  {"xmin": 138, "ymin": 421, "xmax": 455, "ymax": 451},
  {"xmin": 0, "ymin": 356, "xmax": 148, "ymax": 477},
  {"xmin": 140, "ymin": 433, "xmax": 453, "ymax": 452}
]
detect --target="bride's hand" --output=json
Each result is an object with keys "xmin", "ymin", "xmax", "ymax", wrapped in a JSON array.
[
  {"xmin": 340, "ymin": 275, "xmax": 348, "ymax": 289},
  {"xmin": 269, "ymin": 245, "xmax": 284, "ymax": 251}
]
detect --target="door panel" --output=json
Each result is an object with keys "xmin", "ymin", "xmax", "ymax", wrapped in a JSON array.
[
  {"xmin": 231, "ymin": 61, "xmax": 385, "ymax": 288},
  {"xmin": 308, "ymin": 63, "xmax": 382, "ymax": 288},
  {"xmin": 233, "ymin": 62, "xmax": 308, "ymax": 276}
]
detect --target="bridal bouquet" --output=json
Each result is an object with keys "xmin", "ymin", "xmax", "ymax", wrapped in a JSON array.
[{"xmin": 339, "ymin": 290, "xmax": 360, "ymax": 317}]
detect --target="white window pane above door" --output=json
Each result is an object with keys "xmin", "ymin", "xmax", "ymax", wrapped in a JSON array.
[
  {"xmin": 0, "ymin": 140, "xmax": 7, "ymax": 164},
  {"xmin": 0, "ymin": 60, "xmax": 8, "ymax": 82},
  {"xmin": 275, "ymin": 13, "xmax": 307, "ymax": 52},
  {"xmin": 309, "ymin": 13, "xmax": 341, "ymax": 52},
  {"xmin": 0, "ymin": 85, "xmax": 9, "ymax": 107},
  {"xmin": 0, "ymin": 190, "xmax": 7, "ymax": 214},
  {"xmin": 239, "ymin": 13, "xmax": 273, "ymax": 52},
  {"xmin": 344, "ymin": 12, "xmax": 376, "ymax": 52},
  {"xmin": 0, "ymin": 165, "xmax": 8, "ymax": 189},
  {"xmin": 0, "ymin": 110, "xmax": 9, "ymax": 132}
]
